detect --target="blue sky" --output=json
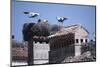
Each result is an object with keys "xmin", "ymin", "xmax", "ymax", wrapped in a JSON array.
[{"xmin": 12, "ymin": 0, "xmax": 96, "ymax": 42}]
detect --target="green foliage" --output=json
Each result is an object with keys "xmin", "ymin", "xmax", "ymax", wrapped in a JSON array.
[{"xmin": 50, "ymin": 24, "xmax": 60, "ymax": 34}]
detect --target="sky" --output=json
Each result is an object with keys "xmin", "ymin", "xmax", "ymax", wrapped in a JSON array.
[{"xmin": 12, "ymin": 0, "xmax": 96, "ymax": 42}]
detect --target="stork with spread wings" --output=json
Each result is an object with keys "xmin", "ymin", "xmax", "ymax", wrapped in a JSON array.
[
  {"xmin": 23, "ymin": 11, "xmax": 40, "ymax": 18},
  {"xmin": 56, "ymin": 16, "xmax": 68, "ymax": 28}
]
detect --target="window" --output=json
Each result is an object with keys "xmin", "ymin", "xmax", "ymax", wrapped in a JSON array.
[
  {"xmin": 81, "ymin": 39, "xmax": 83, "ymax": 43},
  {"xmin": 76, "ymin": 39, "xmax": 78, "ymax": 43},
  {"xmin": 85, "ymin": 39, "xmax": 87, "ymax": 43}
]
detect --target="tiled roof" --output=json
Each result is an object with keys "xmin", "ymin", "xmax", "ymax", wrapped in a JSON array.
[
  {"xmin": 64, "ymin": 24, "xmax": 89, "ymax": 34},
  {"xmin": 48, "ymin": 24, "xmax": 89, "ymax": 38}
]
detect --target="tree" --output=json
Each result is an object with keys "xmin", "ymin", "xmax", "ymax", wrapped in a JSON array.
[
  {"xmin": 51, "ymin": 24, "xmax": 59, "ymax": 31},
  {"xmin": 35, "ymin": 20, "xmax": 50, "ymax": 36},
  {"xmin": 22, "ymin": 23, "xmax": 35, "ymax": 41}
]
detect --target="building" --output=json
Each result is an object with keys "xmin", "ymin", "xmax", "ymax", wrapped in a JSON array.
[
  {"xmin": 12, "ymin": 24, "xmax": 89, "ymax": 65},
  {"xmin": 64, "ymin": 24, "xmax": 89, "ymax": 44},
  {"xmin": 49, "ymin": 24, "xmax": 89, "ymax": 56},
  {"xmin": 64, "ymin": 24, "xmax": 89, "ymax": 56},
  {"xmin": 12, "ymin": 38, "xmax": 50, "ymax": 65},
  {"xmin": 58, "ymin": 24, "xmax": 89, "ymax": 56}
]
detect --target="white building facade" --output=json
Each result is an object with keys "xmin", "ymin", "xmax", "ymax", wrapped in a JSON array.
[
  {"xmin": 63, "ymin": 24, "xmax": 89, "ymax": 56},
  {"xmin": 33, "ymin": 42, "xmax": 50, "ymax": 64}
]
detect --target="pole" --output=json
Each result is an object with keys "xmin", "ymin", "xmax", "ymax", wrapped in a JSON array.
[{"xmin": 27, "ymin": 39, "xmax": 34, "ymax": 65}]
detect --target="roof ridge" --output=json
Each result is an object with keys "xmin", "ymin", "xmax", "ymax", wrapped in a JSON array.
[{"xmin": 64, "ymin": 24, "xmax": 89, "ymax": 34}]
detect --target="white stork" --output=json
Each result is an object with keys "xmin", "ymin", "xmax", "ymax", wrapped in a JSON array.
[
  {"xmin": 23, "ymin": 11, "xmax": 39, "ymax": 18},
  {"xmin": 56, "ymin": 16, "xmax": 68, "ymax": 28},
  {"xmin": 57, "ymin": 16, "xmax": 67, "ymax": 22}
]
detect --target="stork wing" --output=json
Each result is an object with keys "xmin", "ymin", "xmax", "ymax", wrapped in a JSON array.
[
  {"xmin": 64, "ymin": 17, "xmax": 68, "ymax": 20},
  {"xmin": 29, "ymin": 15, "xmax": 36, "ymax": 18},
  {"xmin": 29, "ymin": 12, "xmax": 39, "ymax": 18},
  {"xmin": 23, "ymin": 12, "xmax": 29, "ymax": 14}
]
